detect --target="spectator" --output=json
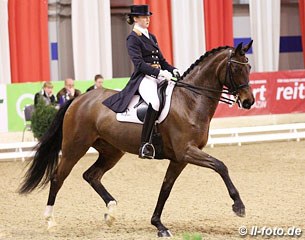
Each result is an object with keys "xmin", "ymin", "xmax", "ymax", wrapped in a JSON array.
[
  {"xmin": 86, "ymin": 74, "xmax": 104, "ymax": 92},
  {"xmin": 57, "ymin": 78, "xmax": 81, "ymax": 106},
  {"xmin": 34, "ymin": 82, "xmax": 56, "ymax": 106}
]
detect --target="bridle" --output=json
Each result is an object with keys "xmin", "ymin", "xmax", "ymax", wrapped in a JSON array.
[
  {"xmin": 225, "ymin": 50, "xmax": 250, "ymax": 96},
  {"xmin": 174, "ymin": 49, "xmax": 251, "ymax": 105}
]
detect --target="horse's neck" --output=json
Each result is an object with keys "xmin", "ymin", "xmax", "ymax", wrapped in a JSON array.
[
  {"xmin": 188, "ymin": 54, "xmax": 224, "ymax": 90},
  {"xmin": 173, "ymin": 84, "xmax": 220, "ymax": 129},
  {"xmin": 173, "ymin": 55, "xmax": 225, "ymax": 125}
]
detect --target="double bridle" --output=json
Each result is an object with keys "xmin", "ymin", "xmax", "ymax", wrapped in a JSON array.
[{"xmin": 174, "ymin": 50, "xmax": 251, "ymax": 105}]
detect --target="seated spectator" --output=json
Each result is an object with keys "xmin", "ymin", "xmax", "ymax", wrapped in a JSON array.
[
  {"xmin": 86, "ymin": 74, "xmax": 104, "ymax": 92},
  {"xmin": 57, "ymin": 78, "xmax": 81, "ymax": 106},
  {"xmin": 34, "ymin": 82, "xmax": 56, "ymax": 106}
]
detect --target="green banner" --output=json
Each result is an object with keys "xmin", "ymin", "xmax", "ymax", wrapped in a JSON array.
[
  {"xmin": 103, "ymin": 78, "xmax": 129, "ymax": 90},
  {"xmin": 6, "ymin": 78, "xmax": 128, "ymax": 132},
  {"xmin": 7, "ymin": 82, "xmax": 42, "ymax": 132}
]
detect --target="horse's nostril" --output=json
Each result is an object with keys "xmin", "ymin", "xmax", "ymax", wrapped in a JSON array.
[{"xmin": 242, "ymin": 100, "xmax": 252, "ymax": 109}]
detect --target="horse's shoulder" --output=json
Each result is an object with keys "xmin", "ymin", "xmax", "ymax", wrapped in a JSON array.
[{"xmin": 101, "ymin": 88, "xmax": 119, "ymax": 96}]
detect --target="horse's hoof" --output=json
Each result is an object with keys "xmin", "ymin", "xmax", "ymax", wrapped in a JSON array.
[
  {"xmin": 104, "ymin": 200, "xmax": 117, "ymax": 226},
  {"xmin": 45, "ymin": 216, "xmax": 57, "ymax": 230},
  {"xmin": 157, "ymin": 229, "xmax": 173, "ymax": 238},
  {"xmin": 232, "ymin": 203, "xmax": 246, "ymax": 217},
  {"xmin": 104, "ymin": 213, "xmax": 116, "ymax": 227}
]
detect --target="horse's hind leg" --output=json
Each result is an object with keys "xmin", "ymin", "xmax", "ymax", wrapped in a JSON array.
[
  {"xmin": 44, "ymin": 143, "xmax": 90, "ymax": 229},
  {"xmin": 83, "ymin": 140, "xmax": 124, "ymax": 226}
]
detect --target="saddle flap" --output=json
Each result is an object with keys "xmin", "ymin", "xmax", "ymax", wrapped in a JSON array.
[
  {"xmin": 116, "ymin": 81, "xmax": 176, "ymax": 124},
  {"xmin": 157, "ymin": 81, "xmax": 168, "ymax": 117},
  {"xmin": 136, "ymin": 103, "xmax": 148, "ymax": 122}
]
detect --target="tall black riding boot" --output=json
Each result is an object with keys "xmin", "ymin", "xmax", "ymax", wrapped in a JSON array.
[{"xmin": 139, "ymin": 104, "xmax": 159, "ymax": 159}]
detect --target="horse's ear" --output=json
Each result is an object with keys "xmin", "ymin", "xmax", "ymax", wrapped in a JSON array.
[
  {"xmin": 235, "ymin": 42, "xmax": 243, "ymax": 55},
  {"xmin": 243, "ymin": 40, "xmax": 253, "ymax": 53}
]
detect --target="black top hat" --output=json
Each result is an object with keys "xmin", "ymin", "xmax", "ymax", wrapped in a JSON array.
[{"xmin": 129, "ymin": 5, "xmax": 152, "ymax": 16}]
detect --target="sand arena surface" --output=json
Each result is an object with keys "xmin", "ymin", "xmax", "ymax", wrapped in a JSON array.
[{"xmin": 0, "ymin": 141, "xmax": 304, "ymax": 240}]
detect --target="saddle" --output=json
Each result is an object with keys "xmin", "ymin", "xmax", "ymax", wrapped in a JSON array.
[
  {"xmin": 116, "ymin": 80, "xmax": 176, "ymax": 159},
  {"xmin": 116, "ymin": 80, "xmax": 175, "ymax": 124}
]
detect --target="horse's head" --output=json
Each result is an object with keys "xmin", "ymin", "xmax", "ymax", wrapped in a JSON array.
[{"xmin": 222, "ymin": 41, "xmax": 255, "ymax": 109}]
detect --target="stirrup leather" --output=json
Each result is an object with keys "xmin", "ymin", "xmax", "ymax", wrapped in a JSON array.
[{"xmin": 140, "ymin": 143, "xmax": 155, "ymax": 159}]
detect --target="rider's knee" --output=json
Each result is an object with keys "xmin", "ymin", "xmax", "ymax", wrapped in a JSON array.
[{"xmin": 150, "ymin": 101, "xmax": 160, "ymax": 111}]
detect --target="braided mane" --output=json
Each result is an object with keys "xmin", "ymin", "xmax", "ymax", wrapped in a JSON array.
[{"xmin": 181, "ymin": 46, "xmax": 232, "ymax": 80}]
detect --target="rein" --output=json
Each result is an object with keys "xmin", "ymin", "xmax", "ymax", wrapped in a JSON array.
[
  {"xmin": 173, "ymin": 51, "xmax": 250, "ymax": 105},
  {"xmin": 174, "ymin": 80, "xmax": 235, "ymax": 105}
]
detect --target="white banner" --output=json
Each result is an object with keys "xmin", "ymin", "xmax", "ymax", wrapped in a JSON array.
[
  {"xmin": 171, "ymin": 0, "xmax": 206, "ymax": 73},
  {"xmin": 249, "ymin": 0, "xmax": 281, "ymax": 71},
  {"xmin": 0, "ymin": 0, "xmax": 11, "ymax": 84},
  {"xmin": 0, "ymin": 84, "xmax": 8, "ymax": 132},
  {"xmin": 72, "ymin": 0, "xmax": 112, "ymax": 80}
]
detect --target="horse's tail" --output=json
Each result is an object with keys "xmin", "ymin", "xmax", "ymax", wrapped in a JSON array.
[{"xmin": 19, "ymin": 99, "xmax": 74, "ymax": 194}]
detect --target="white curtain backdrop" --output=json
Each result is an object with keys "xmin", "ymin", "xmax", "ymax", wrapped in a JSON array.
[
  {"xmin": 0, "ymin": 0, "xmax": 11, "ymax": 84},
  {"xmin": 0, "ymin": 84, "xmax": 8, "ymax": 132},
  {"xmin": 72, "ymin": 0, "xmax": 112, "ymax": 80},
  {"xmin": 249, "ymin": 0, "xmax": 281, "ymax": 72},
  {"xmin": 171, "ymin": 0, "xmax": 206, "ymax": 73}
]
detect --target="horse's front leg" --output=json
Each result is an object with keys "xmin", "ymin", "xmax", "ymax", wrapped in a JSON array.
[
  {"xmin": 151, "ymin": 161, "xmax": 187, "ymax": 237},
  {"xmin": 184, "ymin": 145, "xmax": 245, "ymax": 217}
]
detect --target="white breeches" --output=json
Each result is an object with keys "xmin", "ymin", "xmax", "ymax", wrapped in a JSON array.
[{"xmin": 139, "ymin": 75, "xmax": 161, "ymax": 111}]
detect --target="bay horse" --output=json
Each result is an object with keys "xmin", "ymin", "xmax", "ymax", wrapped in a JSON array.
[{"xmin": 19, "ymin": 41, "xmax": 254, "ymax": 237}]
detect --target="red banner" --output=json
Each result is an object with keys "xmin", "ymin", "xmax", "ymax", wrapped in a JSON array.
[
  {"xmin": 214, "ymin": 70, "xmax": 305, "ymax": 117},
  {"xmin": 8, "ymin": 0, "xmax": 50, "ymax": 83},
  {"xmin": 134, "ymin": 0, "xmax": 173, "ymax": 64},
  {"xmin": 204, "ymin": 0, "xmax": 233, "ymax": 51}
]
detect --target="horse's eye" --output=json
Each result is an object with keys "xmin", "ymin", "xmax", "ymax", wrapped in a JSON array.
[{"xmin": 233, "ymin": 65, "xmax": 242, "ymax": 72}]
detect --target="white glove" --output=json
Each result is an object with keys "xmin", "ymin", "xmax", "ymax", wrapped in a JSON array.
[{"xmin": 158, "ymin": 70, "xmax": 173, "ymax": 81}]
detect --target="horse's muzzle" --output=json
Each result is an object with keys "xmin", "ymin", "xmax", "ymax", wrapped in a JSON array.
[{"xmin": 242, "ymin": 98, "xmax": 255, "ymax": 109}]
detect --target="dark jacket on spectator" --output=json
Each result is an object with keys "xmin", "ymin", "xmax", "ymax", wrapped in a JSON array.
[{"xmin": 34, "ymin": 90, "xmax": 56, "ymax": 106}]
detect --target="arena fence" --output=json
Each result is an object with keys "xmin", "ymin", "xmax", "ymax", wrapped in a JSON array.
[
  {"xmin": 208, "ymin": 123, "xmax": 305, "ymax": 147},
  {"xmin": 0, "ymin": 123, "xmax": 305, "ymax": 161},
  {"xmin": 0, "ymin": 142, "xmax": 97, "ymax": 162}
]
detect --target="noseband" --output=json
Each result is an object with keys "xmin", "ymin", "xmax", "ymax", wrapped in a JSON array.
[{"xmin": 174, "ymin": 49, "xmax": 251, "ymax": 105}]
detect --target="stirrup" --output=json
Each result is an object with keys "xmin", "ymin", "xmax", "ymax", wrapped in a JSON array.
[{"xmin": 139, "ymin": 143, "xmax": 155, "ymax": 159}]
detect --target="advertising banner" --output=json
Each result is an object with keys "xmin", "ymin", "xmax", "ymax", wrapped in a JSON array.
[
  {"xmin": 214, "ymin": 70, "xmax": 305, "ymax": 117},
  {"xmin": 6, "ymin": 81, "xmax": 94, "ymax": 132},
  {"xmin": 1, "ymin": 72, "xmax": 305, "ymax": 132},
  {"xmin": 4, "ymin": 79, "xmax": 128, "ymax": 132},
  {"xmin": 271, "ymin": 75, "xmax": 305, "ymax": 114},
  {"xmin": 6, "ymin": 82, "xmax": 41, "ymax": 132}
]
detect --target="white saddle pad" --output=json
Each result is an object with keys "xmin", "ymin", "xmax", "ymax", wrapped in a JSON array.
[{"xmin": 116, "ymin": 81, "xmax": 176, "ymax": 124}]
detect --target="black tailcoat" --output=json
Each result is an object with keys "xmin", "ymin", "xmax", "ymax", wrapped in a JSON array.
[
  {"xmin": 103, "ymin": 30, "xmax": 175, "ymax": 113},
  {"xmin": 86, "ymin": 85, "xmax": 95, "ymax": 92},
  {"xmin": 34, "ymin": 91, "xmax": 56, "ymax": 106}
]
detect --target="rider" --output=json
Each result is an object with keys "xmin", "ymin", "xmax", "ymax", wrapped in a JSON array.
[{"xmin": 103, "ymin": 4, "xmax": 180, "ymax": 159}]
